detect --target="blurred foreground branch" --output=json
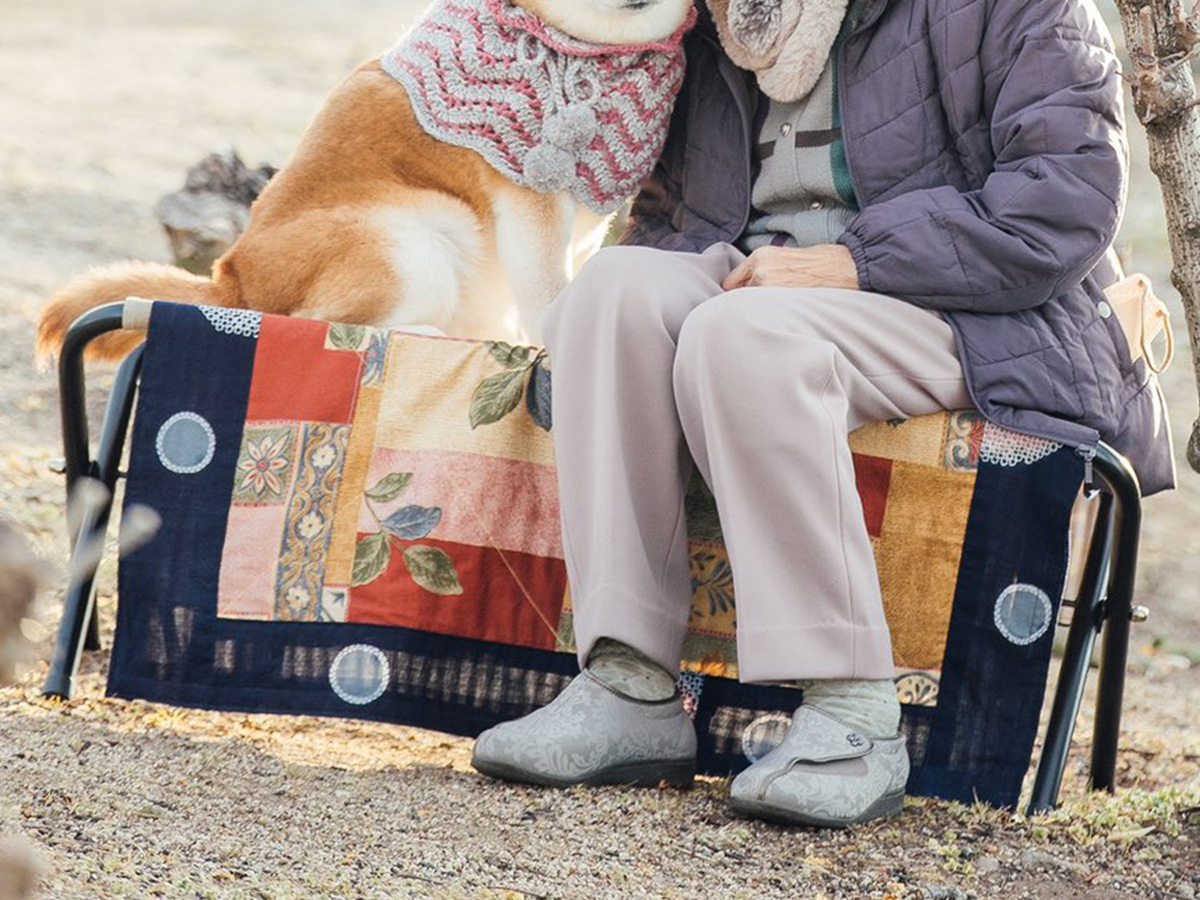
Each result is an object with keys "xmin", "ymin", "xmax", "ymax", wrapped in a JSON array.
[
  {"xmin": 0, "ymin": 523, "xmax": 46, "ymax": 899},
  {"xmin": 0, "ymin": 523, "xmax": 44, "ymax": 683},
  {"xmin": 1115, "ymin": 0, "xmax": 1200, "ymax": 473}
]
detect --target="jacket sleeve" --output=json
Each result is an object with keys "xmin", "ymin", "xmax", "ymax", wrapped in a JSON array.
[
  {"xmin": 621, "ymin": 161, "xmax": 696, "ymax": 250},
  {"xmin": 838, "ymin": 0, "xmax": 1128, "ymax": 313}
]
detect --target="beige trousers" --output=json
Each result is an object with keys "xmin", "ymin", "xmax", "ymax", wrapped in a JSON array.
[{"xmin": 541, "ymin": 243, "xmax": 972, "ymax": 683}]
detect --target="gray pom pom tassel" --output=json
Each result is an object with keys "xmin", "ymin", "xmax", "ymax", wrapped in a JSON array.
[
  {"xmin": 524, "ymin": 142, "xmax": 576, "ymax": 192},
  {"xmin": 543, "ymin": 104, "xmax": 599, "ymax": 152}
]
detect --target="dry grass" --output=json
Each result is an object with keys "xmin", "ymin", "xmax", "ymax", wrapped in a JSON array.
[{"xmin": 0, "ymin": 0, "xmax": 1197, "ymax": 897}]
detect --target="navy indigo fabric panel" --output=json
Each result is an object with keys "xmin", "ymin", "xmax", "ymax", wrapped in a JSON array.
[
  {"xmin": 118, "ymin": 617, "xmax": 580, "ymax": 735},
  {"xmin": 108, "ymin": 303, "xmax": 257, "ymax": 697},
  {"xmin": 693, "ymin": 677, "xmax": 804, "ymax": 776},
  {"xmin": 906, "ymin": 448, "xmax": 1081, "ymax": 807}
]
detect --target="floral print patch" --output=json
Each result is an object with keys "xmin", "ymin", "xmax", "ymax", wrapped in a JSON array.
[{"xmin": 232, "ymin": 424, "xmax": 296, "ymax": 504}]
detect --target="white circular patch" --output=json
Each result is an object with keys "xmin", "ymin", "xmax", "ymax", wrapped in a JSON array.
[
  {"xmin": 993, "ymin": 583, "xmax": 1054, "ymax": 646},
  {"xmin": 156, "ymin": 412, "xmax": 216, "ymax": 474},
  {"xmin": 329, "ymin": 644, "xmax": 390, "ymax": 706},
  {"xmin": 741, "ymin": 712, "xmax": 792, "ymax": 764}
]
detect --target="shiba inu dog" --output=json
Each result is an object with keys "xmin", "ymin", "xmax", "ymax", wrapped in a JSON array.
[{"xmin": 38, "ymin": 0, "xmax": 695, "ymax": 360}]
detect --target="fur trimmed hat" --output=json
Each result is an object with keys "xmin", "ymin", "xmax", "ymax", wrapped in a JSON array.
[{"xmin": 708, "ymin": 0, "xmax": 850, "ymax": 102}]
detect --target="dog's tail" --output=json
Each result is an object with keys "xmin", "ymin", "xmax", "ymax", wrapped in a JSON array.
[{"xmin": 36, "ymin": 259, "xmax": 242, "ymax": 363}]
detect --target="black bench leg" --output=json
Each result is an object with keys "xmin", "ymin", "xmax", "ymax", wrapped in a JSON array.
[
  {"xmin": 83, "ymin": 600, "xmax": 102, "ymax": 651},
  {"xmin": 43, "ymin": 304, "xmax": 140, "ymax": 700},
  {"xmin": 1027, "ymin": 491, "xmax": 1113, "ymax": 815},
  {"xmin": 1090, "ymin": 444, "xmax": 1142, "ymax": 793},
  {"xmin": 43, "ymin": 488, "xmax": 113, "ymax": 699}
]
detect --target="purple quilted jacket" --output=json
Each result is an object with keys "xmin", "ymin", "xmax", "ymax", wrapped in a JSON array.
[{"xmin": 624, "ymin": 0, "xmax": 1176, "ymax": 495}]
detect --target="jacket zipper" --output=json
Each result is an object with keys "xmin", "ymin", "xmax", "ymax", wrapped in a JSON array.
[
  {"xmin": 836, "ymin": 0, "xmax": 880, "ymax": 224},
  {"xmin": 1076, "ymin": 444, "xmax": 1097, "ymax": 487}
]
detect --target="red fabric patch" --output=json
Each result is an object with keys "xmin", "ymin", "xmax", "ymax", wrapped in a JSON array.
[
  {"xmin": 347, "ymin": 537, "xmax": 567, "ymax": 650},
  {"xmin": 852, "ymin": 453, "xmax": 893, "ymax": 538},
  {"xmin": 246, "ymin": 316, "xmax": 361, "ymax": 423},
  {"xmin": 969, "ymin": 416, "xmax": 986, "ymax": 465}
]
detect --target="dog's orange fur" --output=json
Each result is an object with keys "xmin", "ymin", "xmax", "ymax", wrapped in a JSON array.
[
  {"xmin": 36, "ymin": 60, "xmax": 580, "ymax": 361},
  {"xmin": 37, "ymin": 0, "xmax": 697, "ymax": 361}
]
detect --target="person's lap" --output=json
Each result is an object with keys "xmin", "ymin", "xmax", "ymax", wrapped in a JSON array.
[
  {"xmin": 473, "ymin": 242, "xmax": 973, "ymax": 828},
  {"xmin": 541, "ymin": 242, "xmax": 971, "ymax": 678},
  {"xmin": 548, "ymin": 242, "xmax": 971, "ymax": 425}
]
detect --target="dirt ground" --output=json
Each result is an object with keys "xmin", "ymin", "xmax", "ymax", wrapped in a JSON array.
[{"xmin": 0, "ymin": 1, "xmax": 1197, "ymax": 898}]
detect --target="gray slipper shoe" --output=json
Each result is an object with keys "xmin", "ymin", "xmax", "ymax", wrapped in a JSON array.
[
  {"xmin": 729, "ymin": 706, "xmax": 909, "ymax": 828},
  {"xmin": 471, "ymin": 670, "xmax": 697, "ymax": 788}
]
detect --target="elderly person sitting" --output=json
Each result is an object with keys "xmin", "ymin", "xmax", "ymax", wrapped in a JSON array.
[{"xmin": 472, "ymin": 0, "xmax": 1172, "ymax": 827}]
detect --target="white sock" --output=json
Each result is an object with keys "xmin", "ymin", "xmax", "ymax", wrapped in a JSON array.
[
  {"xmin": 585, "ymin": 638, "xmax": 677, "ymax": 702},
  {"xmin": 792, "ymin": 679, "xmax": 901, "ymax": 739}
]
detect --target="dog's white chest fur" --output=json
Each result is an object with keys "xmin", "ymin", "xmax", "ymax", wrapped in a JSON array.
[{"xmin": 372, "ymin": 188, "xmax": 607, "ymax": 343}]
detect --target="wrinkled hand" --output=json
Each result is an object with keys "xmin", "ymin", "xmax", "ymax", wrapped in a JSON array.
[{"xmin": 722, "ymin": 244, "xmax": 860, "ymax": 292}]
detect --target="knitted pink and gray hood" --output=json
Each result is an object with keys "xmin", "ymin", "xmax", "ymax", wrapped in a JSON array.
[{"xmin": 383, "ymin": 0, "xmax": 696, "ymax": 214}]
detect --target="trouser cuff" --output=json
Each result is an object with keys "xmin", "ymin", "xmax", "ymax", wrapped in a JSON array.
[
  {"xmin": 571, "ymin": 585, "xmax": 689, "ymax": 677},
  {"xmin": 735, "ymin": 622, "xmax": 896, "ymax": 683}
]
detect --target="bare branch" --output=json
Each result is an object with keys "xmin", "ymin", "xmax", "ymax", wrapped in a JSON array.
[{"xmin": 1174, "ymin": 0, "xmax": 1200, "ymax": 47}]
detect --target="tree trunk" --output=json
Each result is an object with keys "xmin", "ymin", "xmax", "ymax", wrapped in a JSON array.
[{"xmin": 1113, "ymin": 0, "xmax": 1200, "ymax": 473}]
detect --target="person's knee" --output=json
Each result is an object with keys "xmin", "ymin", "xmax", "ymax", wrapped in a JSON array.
[
  {"xmin": 675, "ymin": 294, "xmax": 734, "ymax": 373},
  {"xmin": 675, "ymin": 289, "xmax": 835, "ymax": 386},
  {"xmin": 543, "ymin": 246, "xmax": 691, "ymax": 351},
  {"xmin": 675, "ymin": 290, "xmax": 776, "ymax": 369}
]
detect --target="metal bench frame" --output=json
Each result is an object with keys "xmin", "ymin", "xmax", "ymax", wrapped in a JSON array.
[{"xmin": 41, "ymin": 301, "xmax": 1146, "ymax": 815}]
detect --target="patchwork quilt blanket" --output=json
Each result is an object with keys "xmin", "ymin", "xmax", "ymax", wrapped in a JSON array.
[{"xmin": 110, "ymin": 302, "xmax": 1082, "ymax": 807}]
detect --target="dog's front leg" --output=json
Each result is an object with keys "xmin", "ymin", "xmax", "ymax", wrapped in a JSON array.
[
  {"xmin": 493, "ymin": 190, "xmax": 585, "ymax": 344},
  {"xmin": 568, "ymin": 206, "xmax": 612, "ymax": 280}
]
